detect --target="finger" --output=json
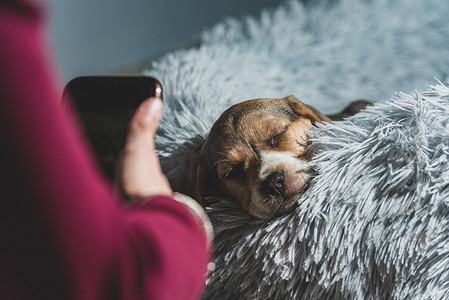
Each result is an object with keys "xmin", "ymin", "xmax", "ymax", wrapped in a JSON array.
[
  {"xmin": 117, "ymin": 97, "xmax": 172, "ymax": 199},
  {"xmin": 126, "ymin": 97, "xmax": 163, "ymax": 149}
]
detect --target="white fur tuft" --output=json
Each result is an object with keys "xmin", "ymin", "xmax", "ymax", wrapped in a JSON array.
[{"xmin": 258, "ymin": 151, "xmax": 310, "ymax": 181}]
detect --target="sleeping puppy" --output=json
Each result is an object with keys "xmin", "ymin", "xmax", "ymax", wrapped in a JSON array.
[{"xmin": 172, "ymin": 96, "xmax": 370, "ymax": 219}]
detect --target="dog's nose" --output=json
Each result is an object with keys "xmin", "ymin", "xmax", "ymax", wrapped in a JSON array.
[{"xmin": 262, "ymin": 171, "xmax": 285, "ymax": 195}]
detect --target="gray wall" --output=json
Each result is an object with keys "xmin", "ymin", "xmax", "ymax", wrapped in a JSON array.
[{"xmin": 47, "ymin": 0, "xmax": 282, "ymax": 82}]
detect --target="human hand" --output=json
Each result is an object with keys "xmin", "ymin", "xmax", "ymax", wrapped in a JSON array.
[{"xmin": 117, "ymin": 97, "xmax": 172, "ymax": 199}]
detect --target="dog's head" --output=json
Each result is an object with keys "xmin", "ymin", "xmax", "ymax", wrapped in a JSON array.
[{"xmin": 173, "ymin": 96, "xmax": 331, "ymax": 219}]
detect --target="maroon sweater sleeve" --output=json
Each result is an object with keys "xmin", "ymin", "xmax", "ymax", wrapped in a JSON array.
[{"xmin": 0, "ymin": 2, "xmax": 209, "ymax": 300}]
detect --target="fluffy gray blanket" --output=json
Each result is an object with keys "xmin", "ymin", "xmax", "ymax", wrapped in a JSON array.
[
  {"xmin": 143, "ymin": 0, "xmax": 449, "ymax": 298},
  {"xmin": 203, "ymin": 82, "xmax": 449, "ymax": 299}
]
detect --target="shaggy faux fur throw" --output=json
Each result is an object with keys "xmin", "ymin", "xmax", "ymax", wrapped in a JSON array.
[
  {"xmin": 202, "ymin": 82, "xmax": 449, "ymax": 299},
  {"xmin": 143, "ymin": 0, "xmax": 449, "ymax": 298}
]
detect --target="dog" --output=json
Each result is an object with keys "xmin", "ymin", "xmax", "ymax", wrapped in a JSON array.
[{"xmin": 172, "ymin": 96, "xmax": 371, "ymax": 219}]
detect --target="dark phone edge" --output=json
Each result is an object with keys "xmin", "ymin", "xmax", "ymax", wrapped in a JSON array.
[{"xmin": 61, "ymin": 75, "xmax": 163, "ymax": 105}]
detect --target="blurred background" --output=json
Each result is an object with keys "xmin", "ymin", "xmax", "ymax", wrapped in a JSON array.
[{"xmin": 47, "ymin": 0, "xmax": 282, "ymax": 82}]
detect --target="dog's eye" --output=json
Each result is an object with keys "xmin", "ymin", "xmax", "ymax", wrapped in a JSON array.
[
  {"xmin": 225, "ymin": 164, "xmax": 245, "ymax": 179},
  {"xmin": 270, "ymin": 133, "xmax": 283, "ymax": 148}
]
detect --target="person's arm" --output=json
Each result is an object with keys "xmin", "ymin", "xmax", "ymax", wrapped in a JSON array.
[{"xmin": 0, "ymin": 2, "xmax": 209, "ymax": 300}]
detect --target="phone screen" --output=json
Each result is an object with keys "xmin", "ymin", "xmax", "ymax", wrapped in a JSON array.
[{"xmin": 62, "ymin": 76, "xmax": 162, "ymax": 181}]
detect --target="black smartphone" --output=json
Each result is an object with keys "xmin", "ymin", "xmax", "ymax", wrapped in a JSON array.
[{"xmin": 62, "ymin": 76, "xmax": 163, "ymax": 181}]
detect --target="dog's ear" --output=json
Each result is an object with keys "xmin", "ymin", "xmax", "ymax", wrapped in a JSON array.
[
  {"xmin": 194, "ymin": 155, "xmax": 209, "ymax": 205},
  {"xmin": 283, "ymin": 95, "xmax": 332, "ymax": 123},
  {"xmin": 328, "ymin": 100, "xmax": 373, "ymax": 121},
  {"xmin": 171, "ymin": 141, "xmax": 209, "ymax": 206}
]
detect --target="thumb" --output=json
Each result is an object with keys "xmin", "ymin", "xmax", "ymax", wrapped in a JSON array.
[
  {"xmin": 126, "ymin": 97, "xmax": 163, "ymax": 148},
  {"xmin": 118, "ymin": 97, "xmax": 172, "ymax": 199}
]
